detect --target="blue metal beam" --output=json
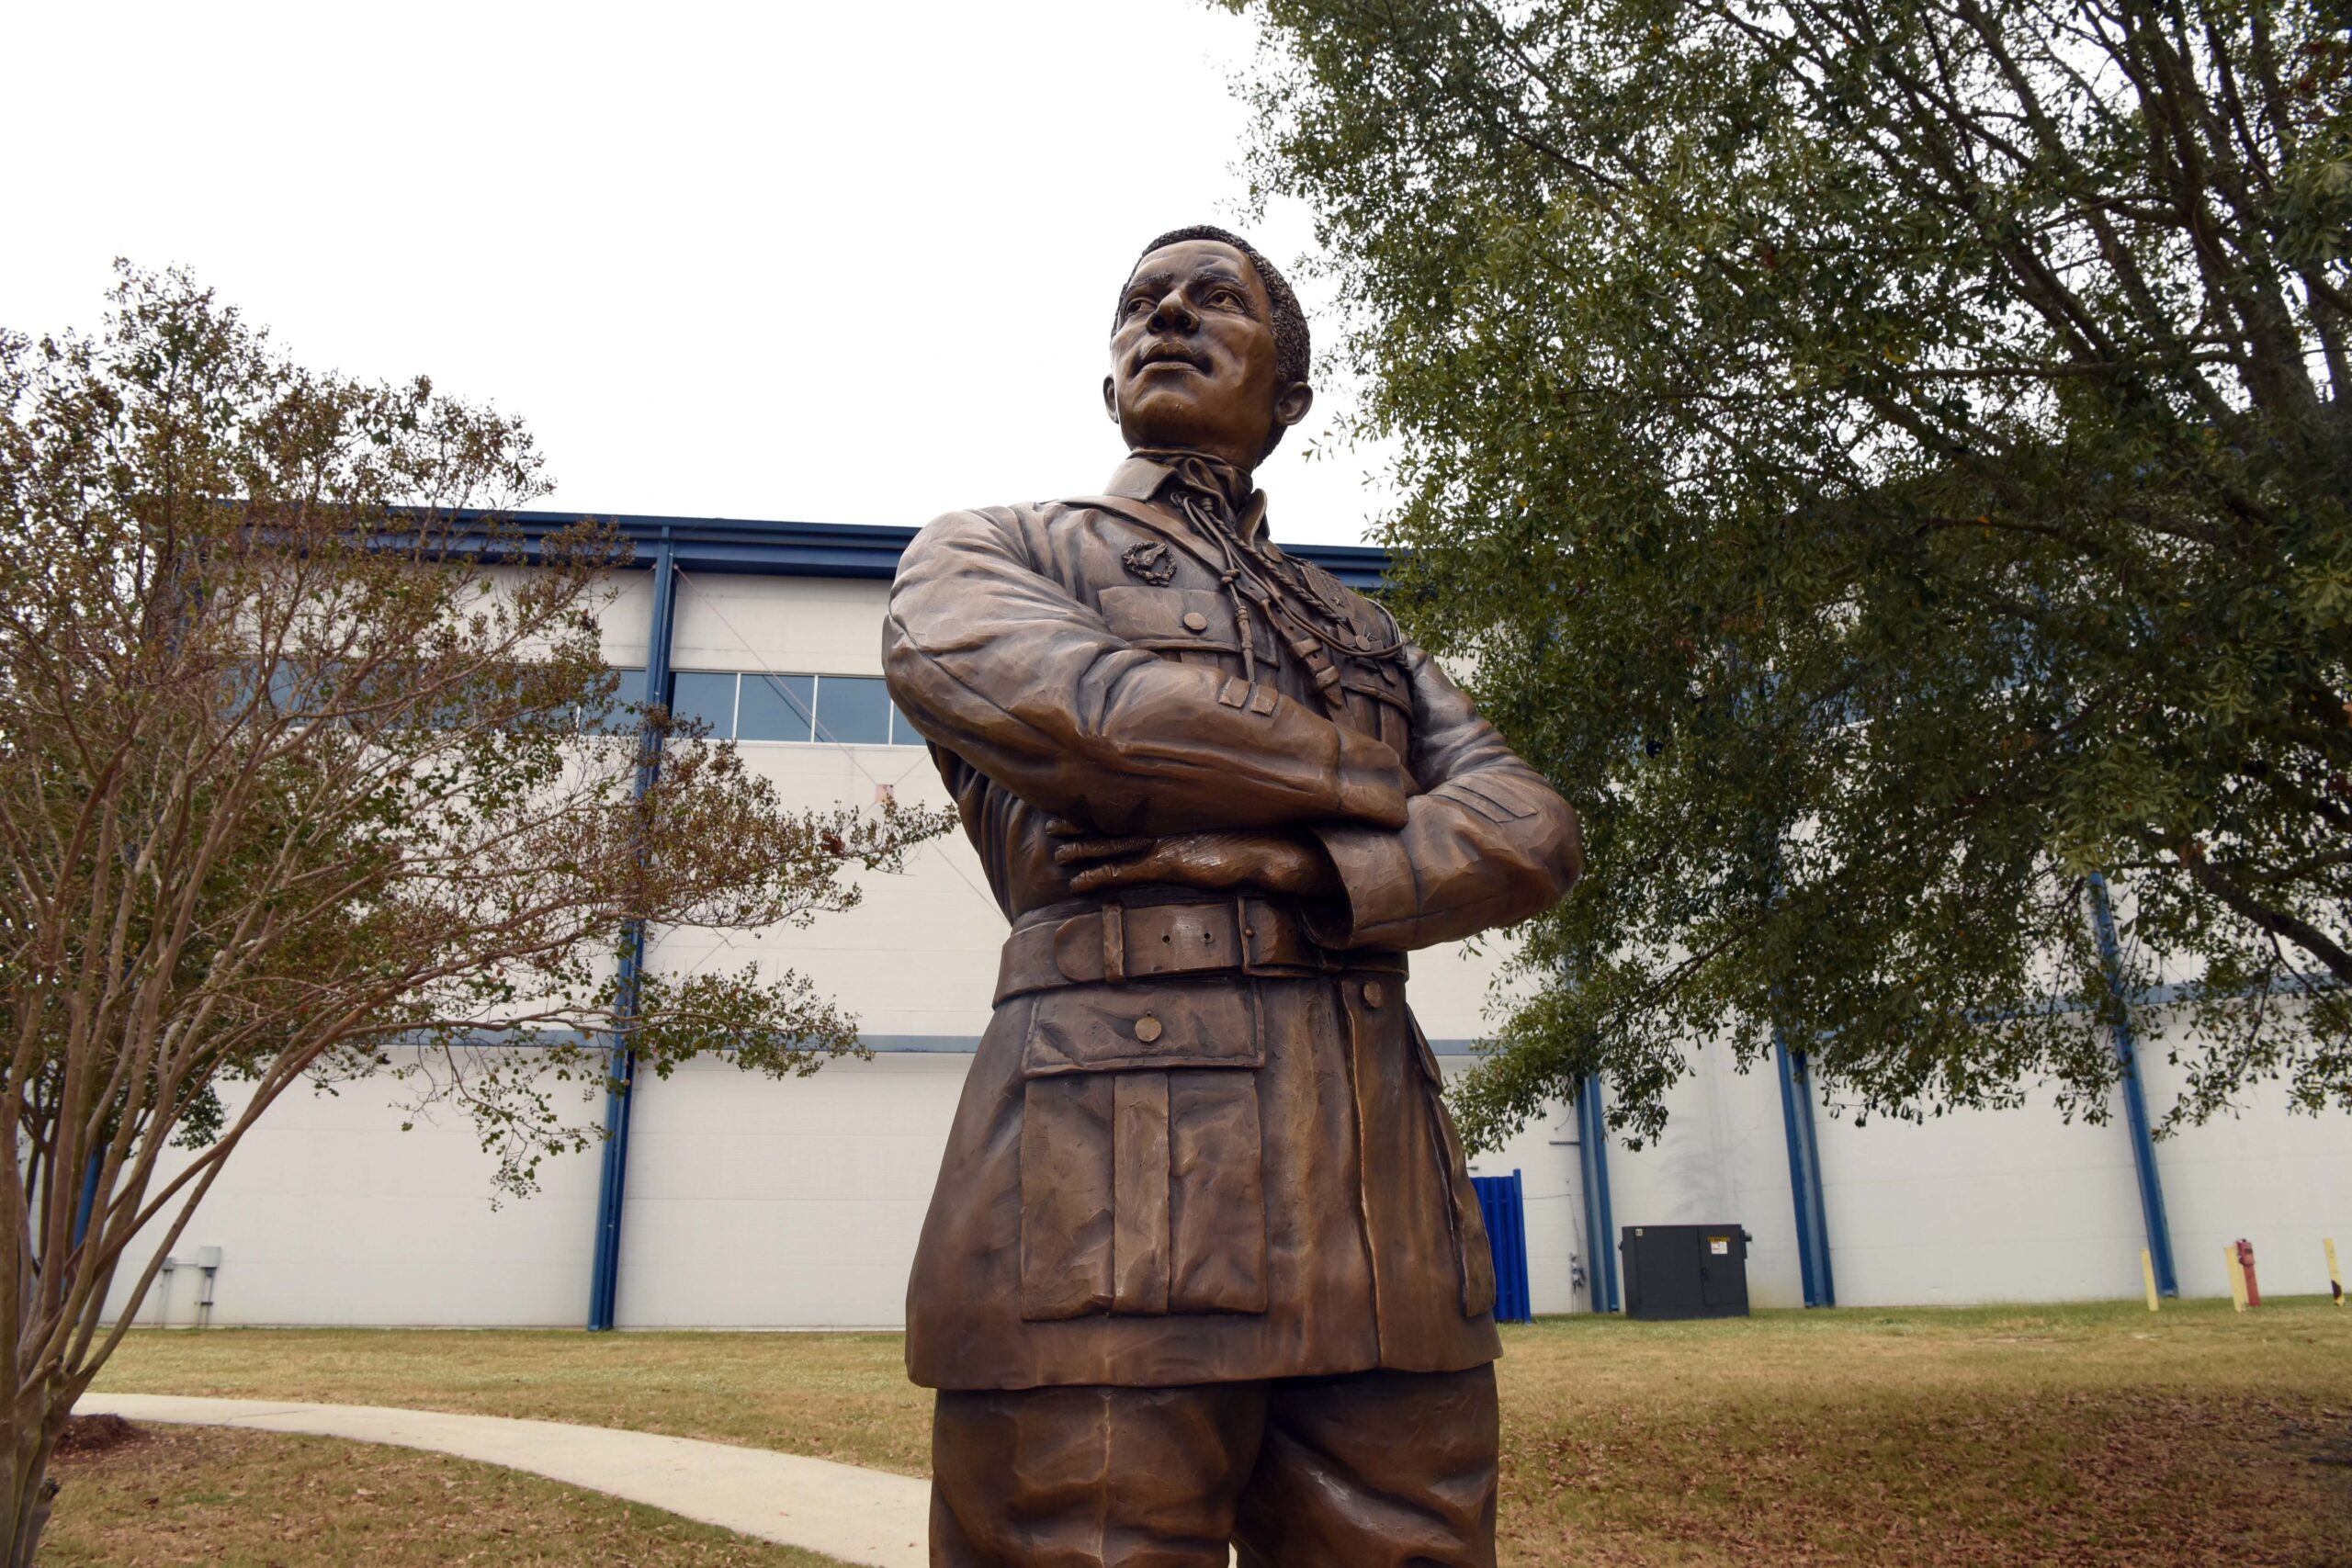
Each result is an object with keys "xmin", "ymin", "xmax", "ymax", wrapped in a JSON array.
[
  {"xmin": 1577, "ymin": 1074, "xmax": 1620, "ymax": 1313},
  {"xmin": 2087, "ymin": 874, "xmax": 2178, "ymax": 1298},
  {"xmin": 72, "ymin": 1149, "xmax": 102, "ymax": 1248},
  {"xmin": 460, "ymin": 510, "xmax": 1396, "ymax": 592},
  {"xmin": 588, "ymin": 535, "xmax": 678, "ymax": 1331},
  {"xmin": 1776, "ymin": 1035, "xmax": 1837, "ymax": 1308}
]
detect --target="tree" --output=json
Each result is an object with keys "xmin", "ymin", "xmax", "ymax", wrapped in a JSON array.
[
  {"xmin": 1224, "ymin": 0, "xmax": 2352, "ymax": 1149},
  {"xmin": 0, "ymin": 265, "xmax": 954, "ymax": 1565}
]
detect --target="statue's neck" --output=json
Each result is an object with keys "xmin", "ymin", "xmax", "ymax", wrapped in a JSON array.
[{"xmin": 1130, "ymin": 446, "xmax": 1256, "ymax": 514}]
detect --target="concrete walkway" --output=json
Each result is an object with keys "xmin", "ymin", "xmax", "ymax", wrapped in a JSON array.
[{"xmin": 75, "ymin": 1392, "xmax": 929, "ymax": 1568}]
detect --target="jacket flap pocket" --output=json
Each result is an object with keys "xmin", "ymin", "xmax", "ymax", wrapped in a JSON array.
[
  {"xmin": 1337, "ymin": 663, "xmax": 1412, "ymax": 715},
  {"xmin": 1097, "ymin": 587, "xmax": 1242, "ymax": 653},
  {"xmin": 1023, "ymin": 983, "xmax": 1263, "ymax": 1077}
]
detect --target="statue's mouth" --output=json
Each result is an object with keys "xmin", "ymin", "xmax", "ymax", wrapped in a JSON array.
[{"xmin": 1135, "ymin": 342, "xmax": 1210, "ymax": 375}]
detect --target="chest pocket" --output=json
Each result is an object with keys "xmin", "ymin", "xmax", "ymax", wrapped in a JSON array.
[
  {"xmin": 1102, "ymin": 584, "xmax": 1416, "ymax": 761},
  {"xmin": 1098, "ymin": 586, "xmax": 1244, "ymax": 664},
  {"xmin": 1016, "ymin": 982, "xmax": 1270, "ymax": 1321},
  {"xmin": 1292, "ymin": 558, "xmax": 1415, "ymax": 758},
  {"xmin": 1336, "ymin": 652, "xmax": 1412, "ymax": 762}
]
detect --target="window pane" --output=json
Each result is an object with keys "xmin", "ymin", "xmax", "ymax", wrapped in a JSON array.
[
  {"xmin": 267, "ymin": 659, "xmax": 302, "ymax": 714},
  {"xmin": 669, "ymin": 671, "xmax": 738, "ymax": 738},
  {"xmin": 738, "ymin": 672, "xmax": 816, "ymax": 741},
  {"xmin": 589, "ymin": 667, "xmax": 646, "ymax": 734},
  {"xmin": 889, "ymin": 698, "xmax": 925, "ymax": 746},
  {"xmin": 813, "ymin": 674, "xmax": 891, "ymax": 745}
]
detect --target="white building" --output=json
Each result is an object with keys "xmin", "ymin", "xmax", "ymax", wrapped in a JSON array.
[{"xmin": 110, "ymin": 514, "xmax": 2352, "ymax": 1330}]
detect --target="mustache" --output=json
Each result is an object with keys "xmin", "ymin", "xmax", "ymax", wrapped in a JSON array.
[{"xmin": 1131, "ymin": 339, "xmax": 1211, "ymax": 374}]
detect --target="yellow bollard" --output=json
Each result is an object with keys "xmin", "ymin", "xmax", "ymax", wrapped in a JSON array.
[
  {"xmin": 2141, "ymin": 1249, "xmax": 2159, "ymax": 1312},
  {"xmin": 2328, "ymin": 1238, "xmax": 2343, "ymax": 1307},
  {"xmin": 2226, "ymin": 1244, "xmax": 2250, "ymax": 1313}
]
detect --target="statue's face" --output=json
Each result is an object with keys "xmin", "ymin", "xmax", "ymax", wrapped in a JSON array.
[{"xmin": 1103, "ymin": 240, "xmax": 1309, "ymax": 470}]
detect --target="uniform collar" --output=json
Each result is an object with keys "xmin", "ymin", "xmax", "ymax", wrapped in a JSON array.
[{"xmin": 1105, "ymin": 452, "xmax": 1272, "ymax": 546}]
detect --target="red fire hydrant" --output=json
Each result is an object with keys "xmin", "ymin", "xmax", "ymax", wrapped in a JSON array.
[{"xmin": 2235, "ymin": 1238, "xmax": 2262, "ymax": 1308}]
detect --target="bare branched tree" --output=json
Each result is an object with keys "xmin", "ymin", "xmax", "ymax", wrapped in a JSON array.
[{"xmin": 0, "ymin": 264, "xmax": 954, "ymax": 1562}]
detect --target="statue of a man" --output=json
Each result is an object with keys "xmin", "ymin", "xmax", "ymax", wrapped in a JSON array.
[{"xmin": 884, "ymin": 224, "xmax": 1581, "ymax": 1567}]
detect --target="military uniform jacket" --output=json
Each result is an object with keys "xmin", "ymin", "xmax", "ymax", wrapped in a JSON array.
[{"xmin": 884, "ymin": 456, "xmax": 1582, "ymax": 1392}]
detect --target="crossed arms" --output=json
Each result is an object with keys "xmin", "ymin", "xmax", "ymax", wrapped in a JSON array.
[{"xmin": 883, "ymin": 506, "xmax": 1580, "ymax": 952}]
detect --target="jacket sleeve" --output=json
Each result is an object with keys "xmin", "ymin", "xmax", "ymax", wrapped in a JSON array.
[
  {"xmin": 883, "ymin": 507, "xmax": 1411, "ymax": 837},
  {"xmin": 1306, "ymin": 645, "xmax": 1581, "ymax": 952}
]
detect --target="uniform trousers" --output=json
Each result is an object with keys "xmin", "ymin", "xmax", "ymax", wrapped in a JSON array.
[{"xmin": 928, "ymin": 1365, "xmax": 1498, "ymax": 1568}]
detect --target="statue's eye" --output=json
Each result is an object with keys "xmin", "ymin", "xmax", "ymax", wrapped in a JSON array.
[
  {"xmin": 1205, "ymin": 288, "xmax": 1243, "ymax": 309},
  {"xmin": 1120, "ymin": 296, "xmax": 1153, "ymax": 318}
]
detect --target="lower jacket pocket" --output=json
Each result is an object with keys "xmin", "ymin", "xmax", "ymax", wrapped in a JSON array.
[
  {"xmin": 1412, "ymin": 1017, "xmax": 1498, "ymax": 1321},
  {"xmin": 1017, "ymin": 984, "xmax": 1269, "ymax": 1321}
]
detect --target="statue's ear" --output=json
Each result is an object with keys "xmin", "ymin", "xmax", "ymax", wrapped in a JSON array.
[
  {"xmin": 1102, "ymin": 374, "xmax": 1119, "ymax": 423},
  {"xmin": 1273, "ymin": 380, "xmax": 1314, "ymax": 432}
]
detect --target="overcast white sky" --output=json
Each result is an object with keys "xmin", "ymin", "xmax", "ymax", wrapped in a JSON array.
[{"xmin": 7, "ymin": 1, "xmax": 1396, "ymax": 546}]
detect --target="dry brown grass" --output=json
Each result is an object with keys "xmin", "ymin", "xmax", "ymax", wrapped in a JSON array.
[
  {"xmin": 90, "ymin": 1296, "xmax": 2352, "ymax": 1565},
  {"xmin": 1491, "ymin": 1300, "xmax": 2352, "ymax": 1566},
  {"xmin": 42, "ymin": 1424, "xmax": 852, "ymax": 1567}
]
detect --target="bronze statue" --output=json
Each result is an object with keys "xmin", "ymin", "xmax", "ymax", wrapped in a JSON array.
[{"xmin": 883, "ymin": 224, "xmax": 1581, "ymax": 1567}]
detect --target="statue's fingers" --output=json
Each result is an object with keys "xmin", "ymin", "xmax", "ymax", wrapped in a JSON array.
[
  {"xmin": 1069, "ymin": 857, "xmax": 1149, "ymax": 893},
  {"xmin": 1052, "ymin": 835, "xmax": 1158, "ymax": 865}
]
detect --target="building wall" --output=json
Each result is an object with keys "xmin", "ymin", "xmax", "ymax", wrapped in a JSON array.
[
  {"xmin": 103, "ymin": 1062, "xmax": 604, "ymax": 1329},
  {"xmin": 103, "ymin": 565, "xmax": 2352, "ymax": 1328},
  {"xmin": 1809, "ymin": 1074, "xmax": 2150, "ymax": 1308},
  {"xmin": 617, "ymin": 1055, "xmax": 966, "ymax": 1328},
  {"xmin": 2139, "ymin": 1010, "xmax": 2351, "ymax": 1302},
  {"xmin": 1600, "ymin": 1044, "xmax": 1809, "ymax": 1309}
]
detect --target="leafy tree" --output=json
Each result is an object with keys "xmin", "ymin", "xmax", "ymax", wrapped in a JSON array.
[
  {"xmin": 1224, "ymin": 0, "xmax": 2352, "ymax": 1148},
  {"xmin": 0, "ymin": 265, "xmax": 952, "ymax": 1564}
]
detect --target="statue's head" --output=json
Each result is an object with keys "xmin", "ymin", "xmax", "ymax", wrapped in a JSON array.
[{"xmin": 1103, "ymin": 225, "xmax": 1313, "ymax": 472}]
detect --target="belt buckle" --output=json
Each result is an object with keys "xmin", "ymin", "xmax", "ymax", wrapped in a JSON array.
[
  {"xmin": 1050, "ymin": 907, "xmax": 1127, "ymax": 985},
  {"xmin": 1234, "ymin": 894, "xmax": 1275, "ymax": 976}
]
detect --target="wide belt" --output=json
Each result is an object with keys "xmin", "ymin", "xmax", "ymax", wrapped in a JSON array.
[{"xmin": 994, "ymin": 895, "xmax": 1405, "ymax": 1004}]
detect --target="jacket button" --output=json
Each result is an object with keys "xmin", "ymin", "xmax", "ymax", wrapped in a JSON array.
[
  {"xmin": 1134, "ymin": 1014, "xmax": 1163, "ymax": 1043},
  {"xmin": 1182, "ymin": 611, "xmax": 1210, "ymax": 633},
  {"xmin": 1362, "ymin": 981, "xmax": 1385, "ymax": 1010}
]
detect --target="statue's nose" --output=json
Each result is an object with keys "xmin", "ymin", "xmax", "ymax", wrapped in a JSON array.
[{"xmin": 1148, "ymin": 289, "xmax": 1198, "ymax": 333}]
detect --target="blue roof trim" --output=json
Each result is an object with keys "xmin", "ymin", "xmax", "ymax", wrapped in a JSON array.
[
  {"xmin": 487, "ymin": 509, "xmax": 1394, "ymax": 592},
  {"xmin": 390, "ymin": 1030, "xmax": 1484, "ymax": 1056},
  {"xmin": 854, "ymin": 1034, "xmax": 1485, "ymax": 1055},
  {"xmin": 1292, "ymin": 545, "xmax": 1392, "ymax": 592}
]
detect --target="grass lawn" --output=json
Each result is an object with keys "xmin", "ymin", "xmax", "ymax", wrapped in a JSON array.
[
  {"xmin": 89, "ymin": 1297, "xmax": 2352, "ymax": 1566},
  {"xmin": 45, "ymin": 1423, "xmax": 852, "ymax": 1567}
]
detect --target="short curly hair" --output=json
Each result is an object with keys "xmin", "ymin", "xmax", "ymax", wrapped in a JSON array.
[{"xmin": 1122, "ymin": 224, "xmax": 1312, "ymax": 393}]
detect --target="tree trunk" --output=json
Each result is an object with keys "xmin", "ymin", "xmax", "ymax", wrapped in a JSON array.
[{"xmin": 3, "ymin": 1422, "xmax": 60, "ymax": 1568}]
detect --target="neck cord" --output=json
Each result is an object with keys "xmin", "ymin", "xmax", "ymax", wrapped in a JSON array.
[{"xmin": 1136, "ymin": 449, "xmax": 1408, "ymax": 716}]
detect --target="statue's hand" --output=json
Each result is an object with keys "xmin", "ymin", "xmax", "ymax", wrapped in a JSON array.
[{"xmin": 1052, "ymin": 829, "xmax": 1339, "ymax": 900}]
